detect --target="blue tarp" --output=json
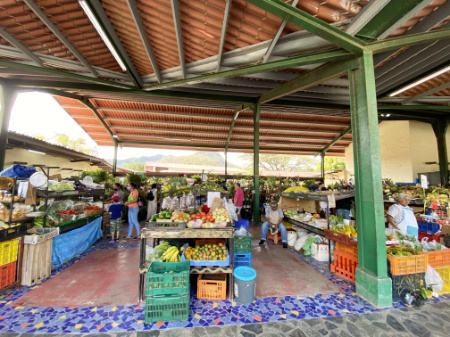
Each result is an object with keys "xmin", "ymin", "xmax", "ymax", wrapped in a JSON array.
[
  {"xmin": 0, "ymin": 164, "xmax": 36, "ymax": 178},
  {"xmin": 51, "ymin": 217, "xmax": 102, "ymax": 269}
]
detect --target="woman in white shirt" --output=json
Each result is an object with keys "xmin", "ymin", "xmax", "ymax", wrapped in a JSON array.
[
  {"xmin": 146, "ymin": 183, "xmax": 158, "ymax": 221},
  {"xmin": 386, "ymin": 193, "xmax": 419, "ymax": 239}
]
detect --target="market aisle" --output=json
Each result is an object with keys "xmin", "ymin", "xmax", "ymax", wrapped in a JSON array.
[
  {"xmin": 13, "ymin": 247, "xmax": 140, "ymax": 307},
  {"xmin": 252, "ymin": 245, "xmax": 340, "ymax": 297}
]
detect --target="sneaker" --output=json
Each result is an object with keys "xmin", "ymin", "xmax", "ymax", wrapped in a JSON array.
[
  {"xmin": 123, "ymin": 236, "xmax": 131, "ymax": 239},
  {"xmin": 133, "ymin": 236, "xmax": 139, "ymax": 240},
  {"xmin": 259, "ymin": 240, "xmax": 266, "ymax": 245},
  {"xmin": 283, "ymin": 242, "xmax": 288, "ymax": 249},
  {"xmin": 109, "ymin": 240, "xmax": 115, "ymax": 244},
  {"xmin": 115, "ymin": 238, "xmax": 119, "ymax": 242}
]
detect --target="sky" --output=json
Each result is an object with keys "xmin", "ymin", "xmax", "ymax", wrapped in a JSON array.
[{"xmin": 8, "ymin": 92, "xmax": 246, "ymax": 165}]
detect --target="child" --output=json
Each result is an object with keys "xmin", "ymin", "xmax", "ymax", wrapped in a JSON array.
[{"xmin": 108, "ymin": 195, "xmax": 123, "ymax": 243}]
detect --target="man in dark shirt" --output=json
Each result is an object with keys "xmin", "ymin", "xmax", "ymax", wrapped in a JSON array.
[{"xmin": 335, "ymin": 197, "xmax": 353, "ymax": 220}]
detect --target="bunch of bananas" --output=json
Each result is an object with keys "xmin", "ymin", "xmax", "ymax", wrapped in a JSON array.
[
  {"xmin": 162, "ymin": 246, "xmax": 181, "ymax": 262},
  {"xmin": 330, "ymin": 225, "xmax": 357, "ymax": 238},
  {"xmin": 284, "ymin": 186, "xmax": 309, "ymax": 193}
]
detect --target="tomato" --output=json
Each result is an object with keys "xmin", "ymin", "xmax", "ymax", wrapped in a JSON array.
[
  {"xmin": 201, "ymin": 212, "xmax": 206, "ymax": 216},
  {"xmin": 210, "ymin": 218, "xmax": 215, "ymax": 222}
]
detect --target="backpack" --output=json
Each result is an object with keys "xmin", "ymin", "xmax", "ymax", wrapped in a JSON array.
[{"xmin": 147, "ymin": 189, "xmax": 155, "ymax": 201}]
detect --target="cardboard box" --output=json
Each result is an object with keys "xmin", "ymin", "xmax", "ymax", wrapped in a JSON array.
[
  {"xmin": 441, "ymin": 224, "xmax": 450, "ymax": 236},
  {"xmin": 278, "ymin": 197, "xmax": 318, "ymax": 214},
  {"xmin": 311, "ymin": 242, "xmax": 329, "ymax": 262}
]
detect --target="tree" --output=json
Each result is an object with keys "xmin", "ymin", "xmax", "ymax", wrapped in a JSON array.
[
  {"xmin": 239, "ymin": 154, "xmax": 318, "ymax": 172},
  {"xmin": 122, "ymin": 162, "xmax": 145, "ymax": 172},
  {"xmin": 317, "ymin": 157, "xmax": 346, "ymax": 172},
  {"xmin": 32, "ymin": 133, "xmax": 97, "ymax": 156}
]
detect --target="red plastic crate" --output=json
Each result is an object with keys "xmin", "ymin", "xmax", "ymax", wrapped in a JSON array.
[
  {"xmin": 330, "ymin": 251, "xmax": 358, "ymax": 283},
  {"xmin": 335, "ymin": 242, "xmax": 358, "ymax": 259},
  {"xmin": 0, "ymin": 261, "xmax": 16, "ymax": 289},
  {"xmin": 418, "ymin": 231, "xmax": 442, "ymax": 243}
]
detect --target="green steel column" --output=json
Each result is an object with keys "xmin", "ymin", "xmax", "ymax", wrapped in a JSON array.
[
  {"xmin": 253, "ymin": 104, "xmax": 260, "ymax": 224},
  {"xmin": 0, "ymin": 83, "xmax": 18, "ymax": 171},
  {"xmin": 112, "ymin": 139, "xmax": 118, "ymax": 176},
  {"xmin": 225, "ymin": 150, "xmax": 228, "ymax": 182},
  {"xmin": 348, "ymin": 51, "xmax": 392, "ymax": 308},
  {"xmin": 432, "ymin": 120, "xmax": 449, "ymax": 187},
  {"xmin": 320, "ymin": 152, "xmax": 325, "ymax": 180}
]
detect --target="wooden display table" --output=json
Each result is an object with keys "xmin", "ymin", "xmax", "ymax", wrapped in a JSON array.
[{"xmin": 139, "ymin": 227, "xmax": 235, "ymax": 301}]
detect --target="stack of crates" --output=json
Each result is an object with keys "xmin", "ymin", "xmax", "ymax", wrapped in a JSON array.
[
  {"xmin": 234, "ymin": 234, "xmax": 251, "ymax": 268},
  {"xmin": 0, "ymin": 238, "xmax": 19, "ymax": 289},
  {"xmin": 145, "ymin": 260, "xmax": 190, "ymax": 324},
  {"xmin": 330, "ymin": 242, "xmax": 358, "ymax": 283}
]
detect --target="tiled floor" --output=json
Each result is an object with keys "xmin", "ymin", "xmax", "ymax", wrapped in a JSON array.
[{"xmin": 0, "ymin": 224, "xmax": 448, "ymax": 334}]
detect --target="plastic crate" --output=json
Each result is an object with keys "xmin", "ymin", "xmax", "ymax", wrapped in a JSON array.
[
  {"xmin": 145, "ymin": 293, "xmax": 190, "ymax": 324},
  {"xmin": 146, "ymin": 222, "xmax": 186, "ymax": 229},
  {"xmin": 330, "ymin": 251, "xmax": 358, "ymax": 283},
  {"xmin": 234, "ymin": 234, "xmax": 251, "ymax": 254},
  {"xmin": 146, "ymin": 261, "xmax": 190, "ymax": 297},
  {"xmin": 195, "ymin": 239, "xmax": 226, "ymax": 247},
  {"xmin": 197, "ymin": 273, "xmax": 227, "ymax": 300},
  {"xmin": 0, "ymin": 238, "xmax": 19, "ymax": 266},
  {"xmin": 335, "ymin": 242, "xmax": 358, "ymax": 259},
  {"xmin": 0, "ymin": 261, "xmax": 16, "ymax": 289},
  {"xmin": 0, "ymin": 223, "xmax": 28, "ymax": 241},
  {"xmin": 417, "ymin": 221, "xmax": 441, "ymax": 234},
  {"xmin": 181, "ymin": 248, "xmax": 230, "ymax": 267},
  {"xmin": 234, "ymin": 253, "xmax": 251, "ymax": 268},
  {"xmin": 391, "ymin": 273, "xmax": 426, "ymax": 302},
  {"xmin": 419, "ymin": 249, "xmax": 450, "ymax": 269},
  {"xmin": 436, "ymin": 267, "xmax": 450, "ymax": 295},
  {"xmin": 387, "ymin": 253, "xmax": 428, "ymax": 276},
  {"xmin": 235, "ymin": 219, "xmax": 249, "ymax": 231},
  {"xmin": 418, "ymin": 231, "xmax": 442, "ymax": 242}
]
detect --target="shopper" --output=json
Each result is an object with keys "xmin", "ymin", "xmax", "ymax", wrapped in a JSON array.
[
  {"xmin": 108, "ymin": 183, "xmax": 124, "ymax": 203},
  {"xmin": 259, "ymin": 200, "xmax": 288, "ymax": 248},
  {"xmin": 146, "ymin": 183, "xmax": 158, "ymax": 221},
  {"xmin": 335, "ymin": 196, "xmax": 354, "ymax": 220},
  {"xmin": 124, "ymin": 182, "xmax": 140, "ymax": 239},
  {"xmin": 220, "ymin": 181, "xmax": 228, "ymax": 191},
  {"xmin": 108, "ymin": 195, "xmax": 123, "ymax": 243},
  {"xmin": 316, "ymin": 183, "xmax": 329, "ymax": 214},
  {"xmin": 233, "ymin": 183, "xmax": 244, "ymax": 215},
  {"xmin": 386, "ymin": 193, "xmax": 419, "ymax": 239}
]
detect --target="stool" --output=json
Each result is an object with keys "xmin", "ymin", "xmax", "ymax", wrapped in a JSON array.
[{"xmin": 266, "ymin": 231, "xmax": 281, "ymax": 245}]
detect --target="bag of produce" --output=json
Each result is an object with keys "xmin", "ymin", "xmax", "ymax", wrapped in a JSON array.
[
  {"xmin": 161, "ymin": 196, "xmax": 171, "ymax": 210},
  {"xmin": 169, "ymin": 196, "xmax": 180, "ymax": 212},
  {"xmin": 294, "ymin": 234, "xmax": 311, "ymax": 251},
  {"xmin": 287, "ymin": 231, "xmax": 297, "ymax": 247},
  {"xmin": 179, "ymin": 194, "xmax": 187, "ymax": 209},
  {"xmin": 47, "ymin": 200, "xmax": 73, "ymax": 221},
  {"xmin": 186, "ymin": 192, "xmax": 195, "ymax": 207},
  {"xmin": 425, "ymin": 265, "xmax": 444, "ymax": 292}
]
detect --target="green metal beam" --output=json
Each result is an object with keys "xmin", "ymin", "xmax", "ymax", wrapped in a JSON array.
[
  {"xmin": 258, "ymin": 59, "xmax": 359, "ymax": 104},
  {"xmin": 242, "ymin": 0, "xmax": 365, "ymax": 54},
  {"xmin": 349, "ymin": 51, "xmax": 391, "ymax": 307},
  {"xmin": 81, "ymin": 98, "xmax": 115, "ymax": 141},
  {"xmin": 322, "ymin": 126, "xmax": 352, "ymax": 153},
  {"xmin": 0, "ymin": 83, "xmax": 18, "ymax": 171},
  {"xmin": 143, "ymin": 49, "xmax": 353, "ymax": 90},
  {"xmin": 356, "ymin": 0, "xmax": 425, "ymax": 40},
  {"xmin": 401, "ymin": 81, "xmax": 450, "ymax": 105},
  {"xmin": 367, "ymin": 28, "xmax": 450, "ymax": 54},
  {"xmin": 253, "ymin": 104, "xmax": 261, "ymax": 223},
  {"xmin": 0, "ymin": 60, "xmax": 133, "ymax": 90},
  {"xmin": 378, "ymin": 104, "xmax": 450, "ymax": 111},
  {"xmin": 225, "ymin": 103, "xmax": 254, "ymax": 151},
  {"xmin": 432, "ymin": 120, "xmax": 449, "ymax": 186}
]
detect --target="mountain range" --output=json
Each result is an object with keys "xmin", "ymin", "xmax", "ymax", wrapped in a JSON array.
[{"xmin": 116, "ymin": 152, "xmax": 236, "ymax": 167}]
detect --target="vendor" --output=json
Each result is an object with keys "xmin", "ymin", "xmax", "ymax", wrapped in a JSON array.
[
  {"xmin": 259, "ymin": 200, "xmax": 288, "ymax": 248},
  {"xmin": 386, "ymin": 193, "xmax": 419, "ymax": 239}
]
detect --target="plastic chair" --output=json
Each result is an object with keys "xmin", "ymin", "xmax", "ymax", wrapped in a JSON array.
[{"xmin": 266, "ymin": 231, "xmax": 281, "ymax": 245}]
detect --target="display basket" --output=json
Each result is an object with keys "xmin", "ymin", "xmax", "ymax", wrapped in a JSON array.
[
  {"xmin": 417, "ymin": 221, "xmax": 441, "ymax": 234},
  {"xmin": 0, "ymin": 260, "xmax": 16, "ymax": 289},
  {"xmin": 181, "ymin": 244, "xmax": 229, "ymax": 267},
  {"xmin": 419, "ymin": 249, "xmax": 450, "ymax": 269},
  {"xmin": 418, "ymin": 231, "xmax": 442, "ymax": 243},
  {"xmin": 0, "ymin": 238, "xmax": 19, "ymax": 266},
  {"xmin": 195, "ymin": 238, "xmax": 226, "ymax": 247},
  {"xmin": 0, "ymin": 222, "xmax": 28, "ymax": 241},
  {"xmin": 146, "ymin": 222, "xmax": 186, "ymax": 229},
  {"xmin": 436, "ymin": 266, "xmax": 450, "ymax": 295},
  {"xmin": 324, "ymin": 229, "xmax": 355, "ymax": 245},
  {"xmin": 234, "ymin": 234, "xmax": 251, "ymax": 254},
  {"xmin": 145, "ymin": 293, "xmax": 190, "ymax": 324},
  {"xmin": 234, "ymin": 253, "xmax": 251, "ymax": 268},
  {"xmin": 387, "ymin": 253, "xmax": 428, "ymax": 276},
  {"xmin": 146, "ymin": 261, "xmax": 190, "ymax": 297},
  {"xmin": 330, "ymin": 251, "xmax": 358, "ymax": 283},
  {"xmin": 197, "ymin": 273, "xmax": 227, "ymax": 300},
  {"xmin": 335, "ymin": 242, "xmax": 358, "ymax": 259},
  {"xmin": 391, "ymin": 272, "xmax": 426, "ymax": 302}
]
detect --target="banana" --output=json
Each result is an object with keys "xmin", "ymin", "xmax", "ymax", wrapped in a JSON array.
[
  {"xmin": 169, "ymin": 249, "xmax": 180, "ymax": 262},
  {"xmin": 162, "ymin": 246, "xmax": 177, "ymax": 259}
]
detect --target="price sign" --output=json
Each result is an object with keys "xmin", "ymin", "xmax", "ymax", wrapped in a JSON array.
[
  {"xmin": 420, "ymin": 175, "xmax": 428, "ymax": 189},
  {"xmin": 327, "ymin": 194, "xmax": 336, "ymax": 208},
  {"xmin": 18, "ymin": 181, "xmax": 28, "ymax": 198}
]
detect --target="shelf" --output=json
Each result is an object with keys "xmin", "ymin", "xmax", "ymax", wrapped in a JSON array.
[
  {"xmin": 383, "ymin": 199, "xmax": 424, "ymax": 206},
  {"xmin": 36, "ymin": 189, "xmax": 105, "ymax": 198},
  {"xmin": 281, "ymin": 190, "xmax": 355, "ymax": 201},
  {"xmin": 284, "ymin": 218, "xmax": 325, "ymax": 236},
  {"xmin": 190, "ymin": 267, "xmax": 233, "ymax": 274},
  {"xmin": 58, "ymin": 213, "xmax": 102, "ymax": 233},
  {"xmin": 141, "ymin": 227, "xmax": 235, "ymax": 239}
]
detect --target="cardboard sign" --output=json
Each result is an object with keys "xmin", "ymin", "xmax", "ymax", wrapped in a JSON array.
[
  {"xmin": 327, "ymin": 194, "xmax": 336, "ymax": 209},
  {"xmin": 420, "ymin": 175, "xmax": 428, "ymax": 189}
]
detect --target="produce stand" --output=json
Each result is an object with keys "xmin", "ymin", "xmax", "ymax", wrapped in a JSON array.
[
  {"xmin": 160, "ymin": 186, "xmax": 229, "ymax": 213},
  {"xmin": 139, "ymin": 226, "xmax": 235, "ymax": 302}
]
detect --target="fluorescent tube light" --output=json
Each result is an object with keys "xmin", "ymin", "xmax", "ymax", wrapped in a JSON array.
[
  {"xmin": 28, "ymin": 150, "xmax": 46, "ymax": 155},
  {"xmin": 79, "ymin": 0, "xmax": 127, "ymax": 72},
  {"xmin": 389, "ymin": 65, "xmax": 450, "ymax": 97}
]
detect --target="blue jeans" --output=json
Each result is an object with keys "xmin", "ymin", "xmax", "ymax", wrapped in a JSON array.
[
  {"xmin": 336, "ymin": 209, "xmax": 351, "ymax": 220},
  {"xmin": 261, "ymin": 221, "xmax": 287, "ymax": 243},
  {"xmin": 128, "ymin": 206, "xmax": 140, "ymax": 237}
]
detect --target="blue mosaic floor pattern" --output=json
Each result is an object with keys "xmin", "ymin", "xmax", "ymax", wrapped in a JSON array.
[{"xmin": 0, "ymin": 239, "xmax": 448, "ymax": 334}]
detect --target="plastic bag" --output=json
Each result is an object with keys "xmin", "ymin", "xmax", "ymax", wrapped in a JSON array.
[
  {"xmin": 186, "ymin": 192, "xmax": 195, "ymax": 207},
  {"xmin": 287, "ymin": 231, "xmax": 297, "ymax": 247},
  {"xmin": 47, "ymin": 200, "xmax": 74, "ymax": 221},
  {"xmin": 235, "ymin": 226, "xmax": 249, "ymax": 237},
  {"xmin": 294, "ymin": 234, "xmax": 310, "ymax": 251},
  {"xmin": 303, "ymin": 236, "xmax": 318, "ymax": 256},
  {"xmin": 161, "ymin": 197, "xmax": 171, "ymax": 210},
  {"xmin": 169, "ymin": 196, "xmax": 179, "ymax": 212},
  {"xmin": 425, "ymin": 265, "xmax": 444, "ymax": 292},
  {"xmin": 179, "ymin": 194, "xmax": 187, "ymax": 209}
]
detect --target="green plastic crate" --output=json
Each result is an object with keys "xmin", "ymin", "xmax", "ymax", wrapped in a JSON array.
[
  {"xmin": 146, "ymin": 261, "xmax": 190, "ymax": 297},
  {"xmin": 234, "ymin": 234, "xmax": 251, "ymax": 254},
  {"xmin": 145, "ymin": 293, "xmax": 190, "ymax": 324}
]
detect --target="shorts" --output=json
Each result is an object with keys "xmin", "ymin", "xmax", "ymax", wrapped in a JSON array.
[{"xmin": 110, "ymin": 218, "xmax": 122, "ymax": 233}]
